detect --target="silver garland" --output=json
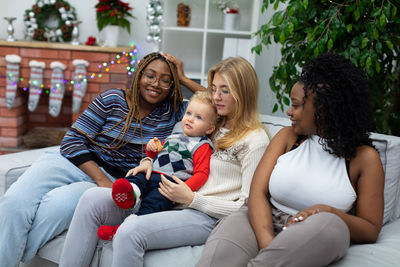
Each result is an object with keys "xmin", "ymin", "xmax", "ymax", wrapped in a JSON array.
[{"xmin": 146, "ymin": 0, "xmax": 163, "ymax": 43}]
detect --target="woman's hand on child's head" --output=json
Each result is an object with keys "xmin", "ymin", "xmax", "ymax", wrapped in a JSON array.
[
  {"xmin": 125, "ymin": 159, "xmax": 153, "ymax": 180},
  {"xmin": 158, "ymin": 174, "xmax": 194, "ymax": 205}
]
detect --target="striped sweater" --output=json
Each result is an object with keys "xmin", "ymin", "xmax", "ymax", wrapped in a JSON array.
[{"xmin": 60, "ymin": 88, "xmax": 188, "ymax": 178}]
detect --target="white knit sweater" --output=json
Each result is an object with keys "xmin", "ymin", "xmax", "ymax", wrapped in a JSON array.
[{"xmin": 187, "ymin": 127, "xmax": 269, "ymax": 219}]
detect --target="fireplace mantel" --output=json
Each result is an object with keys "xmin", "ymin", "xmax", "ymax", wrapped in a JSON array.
[
  {"xmin": 0, "ymin": 40, "xmax": 131, "ymax": 53},
  {"xmin": 0, "ymin": 40, "xmax": 134, "ymax": 152}
]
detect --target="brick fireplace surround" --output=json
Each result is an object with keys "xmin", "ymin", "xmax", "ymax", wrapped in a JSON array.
[{"xmin": 0, "ymin": 40, "xmax": 132, "ymax": 154}]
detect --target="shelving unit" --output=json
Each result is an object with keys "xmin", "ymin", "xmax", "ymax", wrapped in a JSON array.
[{"xmin": 161, "ymin": 0, "xmax": 261, "ymax": 86}]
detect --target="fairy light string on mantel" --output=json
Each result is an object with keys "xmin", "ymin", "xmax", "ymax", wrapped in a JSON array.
[{"xmin": 3, "ymin": 43, "xmax": 138, "ymax": 95}]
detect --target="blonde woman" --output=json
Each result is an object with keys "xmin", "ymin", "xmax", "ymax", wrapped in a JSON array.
[
  {"xmin": 59, "ymin": 56, "xmax": 270, "ymax": 267},
  {"xmin": 0, "ymin": 52, "xmax": 192, "ymax": 267}
]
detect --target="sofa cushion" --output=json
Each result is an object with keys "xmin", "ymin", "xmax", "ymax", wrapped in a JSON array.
[
  {"xmin": 260, "ymin": 114, "xmax": 291, "ymax": 137},
  {"xmin": 329, "ymin": 219, "xmax": 400, "ymax": 266},
  {"xmin": 370, "ymin": 133, "xmax": 400, "ymax": 223},
  {"xmin": 99, "ymin": 242, "xmax": 203, "ymax": 267},
  {"xmin": 96, "ymin": 220, "xmax": 400, "ymax": 267},
  {"xmin": 0, "ymin": 146, "xmax": 59, "ymax": 197}
]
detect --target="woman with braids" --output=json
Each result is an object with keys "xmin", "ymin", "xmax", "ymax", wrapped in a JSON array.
[
  {"xmin": 196, "ymin": 53, "xmax": 385, "ymax": 267},
  {"xmin": 0, "ymin": 52, "xmax": 192, "ymax": 267},
  {"xmin": 59, "ymin": 56, "xmax": 270, "ymax": 267}
]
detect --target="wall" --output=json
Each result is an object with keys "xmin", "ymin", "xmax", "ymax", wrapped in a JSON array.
[
  {"xmin": 0, "ymin": 1, "xmax": 287, "ymax": 144},
  {"xmin": 254, "ymin": 2, "xmax": 288, "ymax": 117},
  {"xmin": 0, "ymin": 0, "xmax": 157, "ymax": 59}
]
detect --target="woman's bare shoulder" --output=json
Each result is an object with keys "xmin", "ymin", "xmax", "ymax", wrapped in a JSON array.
[
  {"xmin": 353, "ymin": 145, "xmax": 383, "ymax": 169},
  {"xmin": 270, "ymin": 126, "xmax": 298, "ymax": 151}
]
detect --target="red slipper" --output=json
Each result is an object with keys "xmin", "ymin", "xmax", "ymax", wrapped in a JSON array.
[
  {"xmin": 97, "ymin": 225, "xmax": 120, "ymax": 241},
  {"xmin": 112, "ymin": 178, "xmax": 136, "ymax": 210}
]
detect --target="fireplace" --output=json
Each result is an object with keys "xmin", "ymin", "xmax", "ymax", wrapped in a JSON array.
[{"xmin": 0, "ymin": 40, "xmax": 134, "ymax": 154}]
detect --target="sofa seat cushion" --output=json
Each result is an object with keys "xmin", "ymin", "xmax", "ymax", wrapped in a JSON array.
[
  {"xmin": 0, "ymin": 146, "xmax": 59, "ymax": 197},
  {"xmin": 89, "ymin": 219, "xmax": 400, "ymax": 267},
  {"xmin": 99, "ymin": 242, "xmax": 203, "ymax": 267},
  {"xmin": 329, "ymin": 219, "xmax": 400, "ymax": 266},
  {"xmin": 370, "ymin": 133, "xmax": 400, "ymax": 224}
]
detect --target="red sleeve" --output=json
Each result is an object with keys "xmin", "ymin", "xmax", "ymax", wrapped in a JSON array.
[
  {"xmin": 145, "ymin": 139, "xmax": 166, "ymax": 159},
  {"xmin": 185, "ymin": 144, "xmax": 212, "ymax": 191}
]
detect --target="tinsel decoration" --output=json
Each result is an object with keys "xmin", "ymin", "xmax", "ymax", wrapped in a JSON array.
[{"xmin": 146, "ymin": 0, "xmax": 163, "ymax": 43}]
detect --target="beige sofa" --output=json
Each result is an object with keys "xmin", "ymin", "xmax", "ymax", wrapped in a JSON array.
[{"xmin": 0, "ymin": 114, "xmax": 399, "ymax": 267}]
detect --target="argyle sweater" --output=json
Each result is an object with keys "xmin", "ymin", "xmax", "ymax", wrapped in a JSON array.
[
  {"xmin": 60, "ymin": 88, "xmax": 188, "ymax": 178},
  {"xmin": 148, "ymin": 134, "xmax": 214, "ymax": 191}
]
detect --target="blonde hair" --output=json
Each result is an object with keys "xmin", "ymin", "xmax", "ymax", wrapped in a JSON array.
[
  {"xmin": 189, "ymin": 90, "xmax": 221, "ymax": 139},
  {"xmin": 189, "ymin": 91, "xmax": 218, "ymax": 124},
  {"xmin": 207, "ymin": 57, "xmax": 266, "ymax": 150},
  {"xmin": 81, "ymin": 52, "xmax": 183, "ymax": 149}
]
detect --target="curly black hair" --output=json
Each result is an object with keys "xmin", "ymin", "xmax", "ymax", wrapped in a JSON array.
[{"xmin": 298, "ymin": 53, "xmax": 373, "ymax": 159}]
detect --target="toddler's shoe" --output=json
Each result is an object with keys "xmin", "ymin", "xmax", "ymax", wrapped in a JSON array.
[
  {"xmin": 112, "ymin": 178, "xmax": 136, "ymax": 209},
  {"xmin": 97, "ymin": 225, "xmax": 120, "ymax": 241}
]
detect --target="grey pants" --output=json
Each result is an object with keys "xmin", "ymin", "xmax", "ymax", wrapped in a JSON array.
[{"xmin": 196, "ymin": 203, "xmax": 350, "ymax": 267}]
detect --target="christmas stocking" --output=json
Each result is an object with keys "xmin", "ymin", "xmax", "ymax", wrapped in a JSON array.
[
  {"xmin": 72, "ymin": 59, "xmax": 89, "ymax": 113},
  {"xmin": 28, "ymin": 60, "xmax": 46, "ymax": 112},
  {"xmin": 49, "ymin": 61, "xmax": 67, "ymax": 117},
  {"xmin": 5, "ymin": 55, "xmax": 22, "ymax": 109}
]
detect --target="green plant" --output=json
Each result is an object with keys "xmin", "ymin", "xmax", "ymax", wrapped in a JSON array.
[
  {"xmin": 95, "ymin": 0, "xmax": 135, "ymax": 33},
  {"xmin": 253, "ymin": 0, "xmax": 400, "ymax": 135}
]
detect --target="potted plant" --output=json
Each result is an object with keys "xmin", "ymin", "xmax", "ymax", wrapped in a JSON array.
[
  {"xmin": 253, "ymin": 0, "xmax": 400, "ymax": 135},
  {"xmin": 215, "ymin": 0, "xmax": 240, "ymax": 31},
  {"xmin": 95, "ymin": 0, "xmax": 134, "ymax": 46}
]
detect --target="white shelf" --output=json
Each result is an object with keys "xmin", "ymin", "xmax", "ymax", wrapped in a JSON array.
[
  {"xmin": 206, "ymin": 28, "xmax": 253, "ymax": 35},
  {"xmin": 161, "ymin": 0, "xmax": 261, "ymax": 85},
  {"xmin": 163, "ymin": 26, "xmax": 205, "ymax": 33},
  {"xmin": 164, "ymin": 26, "xmax": 254, "ymax": 36}
]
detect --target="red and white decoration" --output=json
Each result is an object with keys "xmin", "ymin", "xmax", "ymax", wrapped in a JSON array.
[
  {"xmin": 5, "ymin": 55, "xmax": 22, "ymax": 109},
  {"xmin": 28, "ymin": 60, "xmax": 46, "ymax": 112},
  {"xmin": 49, "ymin": 61, "xmax": 67, "ymax": 117},
  {"xmin": 72, "ymin": 59, "xmax": 89, "ymax": 113}
]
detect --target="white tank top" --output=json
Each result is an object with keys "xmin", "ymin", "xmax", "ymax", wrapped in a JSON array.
[{"xmin": 269, "ymin": 135, "xmax": 357, "ymax": 215}]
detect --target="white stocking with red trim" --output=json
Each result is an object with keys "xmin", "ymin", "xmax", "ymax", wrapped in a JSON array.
[
  {"xmin": 5, "ymin": 55, "xmax": 21, "ymax": 109},
  {"xmin": 28, "ymin": 60, "xmax": 46, "ymax": 112},
  {"xmin": 49, "ymin": 61, "xmax": 66, "ymax": 117},
  {"xmin": 72, "ymin": 59, "xmax": 89, "ymax": 113}
]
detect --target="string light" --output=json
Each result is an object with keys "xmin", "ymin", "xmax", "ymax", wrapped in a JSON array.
[{"xmin": 1, "ymin": 43, "xmax": 138, "ymax": 95}]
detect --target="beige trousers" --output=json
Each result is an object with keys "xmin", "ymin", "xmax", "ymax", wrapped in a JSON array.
[{"xmin": 196, "ymin": 203, "xmax": 350, "ymax": 267}]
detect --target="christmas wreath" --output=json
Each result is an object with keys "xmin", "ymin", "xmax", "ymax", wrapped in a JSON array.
[{"xmin": 24, "ymin": 0, "xmax": 77, "ymax": 42}]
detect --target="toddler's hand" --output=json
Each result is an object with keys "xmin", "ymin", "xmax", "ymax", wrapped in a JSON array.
[{"xmin": 147, "ymin": 137, "xmax": 163, "ymax": 152}]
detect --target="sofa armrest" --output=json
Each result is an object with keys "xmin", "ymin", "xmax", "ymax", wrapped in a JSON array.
[{"xmin": 0, "ymin": 146, "xmax": 60, "ymax": 197}]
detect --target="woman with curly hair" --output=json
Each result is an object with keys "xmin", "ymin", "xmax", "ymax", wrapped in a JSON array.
[
  {"xmin": 0, "ymin": 52, "xmax": 192, "ymax": 267},
  {"xmin": 196, "ymin": 53, "xmax": 385, "ymax": 267}
]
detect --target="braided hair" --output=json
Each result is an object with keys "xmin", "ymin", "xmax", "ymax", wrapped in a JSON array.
[
  {"xmin": 299, "ymin": 53, "xmax": 373, "ymax": 159},
  {"xmin": 82, "ymin": 52, "xmax": 183, "ymax": 150}
]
